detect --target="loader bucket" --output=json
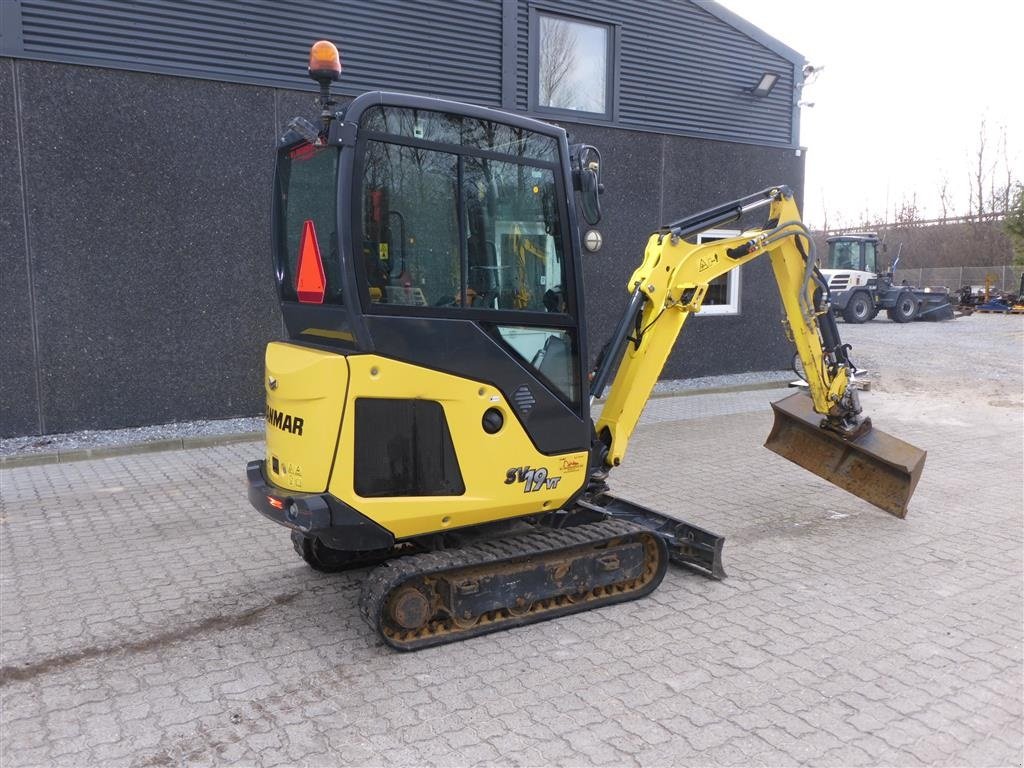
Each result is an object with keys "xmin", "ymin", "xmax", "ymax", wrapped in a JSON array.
[{"xmin": 764, "ymin": 392, "xmax": 925, "ymax": 518}]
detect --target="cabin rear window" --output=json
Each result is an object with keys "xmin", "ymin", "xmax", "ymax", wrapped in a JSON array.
[{"xmin": 275, "ymin": 143, "xmax": 344, "ymax": 303}]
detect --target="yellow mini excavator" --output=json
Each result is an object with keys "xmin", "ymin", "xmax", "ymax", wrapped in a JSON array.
[{"xmin": 246, "ymin": 42, "xmax": 926, "ymax": 650}]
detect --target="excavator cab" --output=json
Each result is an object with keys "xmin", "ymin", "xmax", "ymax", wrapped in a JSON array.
[
  {"xmin": 273, "ymin": 90, "xmax": 592, "ymax": 433},
  {"xmin": 825, "ymin": 235, "xmax": 879, "ymax": 273},
  {"xmin": 262, "ymin": 89, "xmax": 605, "ymax": 545}
]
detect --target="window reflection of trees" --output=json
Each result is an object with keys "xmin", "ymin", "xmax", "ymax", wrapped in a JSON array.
[
  {"xmin": 359, "ymin": 105, "xmax": 565, "ymax": 311},
  {"xmin": 539, "ymin": 16, "xmax": 606, "ymax": 113},
  {"xmin": 540, "ymin": 17, "xmax": 579, "ymax": 108}
]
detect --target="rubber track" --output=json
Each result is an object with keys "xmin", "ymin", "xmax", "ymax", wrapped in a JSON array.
[{"xmin": 359, "ymin": 519, "xmax": 667, "ymax": 651}]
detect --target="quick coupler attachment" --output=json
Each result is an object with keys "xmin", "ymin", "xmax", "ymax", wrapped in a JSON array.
[
  {"xmin": 575, "ymin": 493, "xmax": 726, "ymax": 579},
  {"xmin": 765, "ymin": 392, "xmax": 926, "ymax": 518}
]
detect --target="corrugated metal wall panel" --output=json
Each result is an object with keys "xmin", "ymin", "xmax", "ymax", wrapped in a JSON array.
[
  {"xmin": 515, "ymin": 0, "xmax": 795, "ymax": 145},
  {"xmin": 11, "ymin": 0, "xmax": 798, "ymax": 145},
  {"xmin": 17, "ymin": 0, "xmax": 503, "ymax": 103},
  {"xmin": 515, "ymin": 2, "xmax": 530, "ymax": 109}
]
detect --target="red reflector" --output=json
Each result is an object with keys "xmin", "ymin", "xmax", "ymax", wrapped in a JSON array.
[
  {"xmin": 295, "ymin": 219, "xmax": 326, "ymax": 304},
  {"xmin": 288, "ymin": 142, "xmax": 317, "ymax": 162},
  {"xmin": 267, "ymin": 496, "xmax": 285, "ymax": 510}
]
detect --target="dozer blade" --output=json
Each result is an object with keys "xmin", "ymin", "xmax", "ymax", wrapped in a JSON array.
[{"xmin": 764, "ymin": 392, "xmax": 925, "ymax": 518}]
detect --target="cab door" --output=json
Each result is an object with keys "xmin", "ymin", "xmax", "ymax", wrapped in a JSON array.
[{"xmin": 347, "ymin": 97, "xmax": 589, "ymax": 456}]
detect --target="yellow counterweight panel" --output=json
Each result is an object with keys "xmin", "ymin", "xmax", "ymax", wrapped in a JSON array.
[
  {"xmin": 264, "ymin": 342, "xmax": 349, "ymax": 493},
  {"xmin": 329, "ymin": 355, "xmax": 589, "ymax": 540}
]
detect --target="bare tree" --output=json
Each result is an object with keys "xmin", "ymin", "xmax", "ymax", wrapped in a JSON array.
[
  {"xmin": 967, "ymin": 120, "xmax": 1012, "ymax": 218},
  {"xmin": 968, "ymin": 120, "xmax": 988, "ymax": 219},
  {"xmin": 997, "ymin": 125, "xmax": 1013, "ymax": 213},
  {"xmin": 895, "ymin": 193, "xmax": 921, "ymax": 227},
  {"xmin": 855, "ymin": 206, "xmax": 885, "ymax": 230},
  {"xmin": 1005, "ymin": 182, "xmax": 1024, "ymax": 266},
  {"xmin": 938, "ymin": 175, "xmax": 952, "ymax": 221},
  {"xmin": 539, "ymin": 18, "xmax": 578, "ymax": 108}
]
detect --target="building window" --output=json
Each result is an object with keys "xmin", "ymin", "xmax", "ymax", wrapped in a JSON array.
[
  {"xmin": 695, "ymin": 230, "xmax": 742, "ymax": 315},
  {"xmin": 534, "ymin": 12, "xmax": 612, "ymax": 117}
]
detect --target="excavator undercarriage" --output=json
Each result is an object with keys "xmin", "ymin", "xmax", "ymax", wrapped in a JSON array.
[
  {"xmin": 361, "ymin": 519, "xmax": 667, "ymax": 651},
  {"xmin": 260, "ymin": 481, "xmax": 726, "ymax": 650},
  {"xmin": 359, "ymin": 489, "xmax": 728, "ymax": 651}
]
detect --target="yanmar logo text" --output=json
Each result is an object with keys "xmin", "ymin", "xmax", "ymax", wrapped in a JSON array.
[{"xmin": 266, "ymin": 405, "xmax": 304, "ymax": 435}]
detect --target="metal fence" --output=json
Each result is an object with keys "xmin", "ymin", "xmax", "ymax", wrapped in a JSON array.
[
  {"xmin": 894, "ymin": 265, "xmax": 1024, "ymax": 293},
  {"xmin": 827, "ymin": 212, "xmax": 1006, "ymax": 234}
]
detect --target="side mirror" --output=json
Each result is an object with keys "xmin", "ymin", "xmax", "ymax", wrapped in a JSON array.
[
  {"xmin": 570, "ymin": 144, "xmax": 603, "ymax": 226},
  {"xmin": 579, "ymin": 166, "xmax": 601, "ymax": 225}
]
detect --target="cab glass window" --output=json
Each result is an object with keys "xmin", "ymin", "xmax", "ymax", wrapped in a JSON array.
[
  {"xmin": 494, "ymin": 326, "xmax": 578, "ymax": 405},
  {"xmin": 275, "ymin": 144, "xmax": 343, "ymax": 303},
  {"xmin": 359, "ymin": 142, "xmax": 566, "ymax": 312},
  {"xmin": 828, "ymin": 240, "xmax": 862, "ymax": 271},
  {"xmin": 463, "ymin": 156, "xmax": 565, "ymax": 311},
  {"xmin": 361, "ymin": 142, "xmax": 460, "ymax": 307},
  {"xmin": 361, "ymin": 106, "xmax": 558, "ymax": 161},
  {"xmin": 863, "ymin": 242, "xmax": 877, "ymax": 273}
]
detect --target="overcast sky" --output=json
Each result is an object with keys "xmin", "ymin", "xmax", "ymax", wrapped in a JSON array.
[{"xmin": 716, "ymin": 0, "xmax": 1022, "ymax": 229}]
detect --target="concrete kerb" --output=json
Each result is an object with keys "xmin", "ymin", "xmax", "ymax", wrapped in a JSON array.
[
  {"xmin": 647, "ymin": 378, "xmax": 792, "ymax": 399},
  {"xmin": 0, "ymin": 376, "xmax": 793, "ymax": 470},
  {"xmin": 0, "ymin": 432, "xmax": 262, "ymax": 470}
]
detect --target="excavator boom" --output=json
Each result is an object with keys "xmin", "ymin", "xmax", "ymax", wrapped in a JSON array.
[{"xmin": 592, "ymin": 186, "xmax": 926, "ymax": 517}]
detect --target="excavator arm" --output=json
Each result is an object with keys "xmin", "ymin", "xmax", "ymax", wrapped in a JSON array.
[{"xmin": 591, "ymin": 186, "xmax": 925, "ymax": 518}]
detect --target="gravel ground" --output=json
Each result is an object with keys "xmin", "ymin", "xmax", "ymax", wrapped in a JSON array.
[
  {"xmin": 651, "ymin": 369, "xmax": 792, "ymax": 394},
  {"xmin": 837, "ymin": 313, "xmax": 1023, "ymax": 408},
  {"xmin": 0, "ymin": 417, "xmax": 263, "ymax": 459}
]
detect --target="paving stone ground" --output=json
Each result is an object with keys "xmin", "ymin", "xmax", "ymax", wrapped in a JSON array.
[{"xmin": 1, "ymin": 316, "xmax": 1022, "ymax": 767}]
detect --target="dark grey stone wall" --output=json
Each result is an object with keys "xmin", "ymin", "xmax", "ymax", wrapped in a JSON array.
[
  {"xmin": 1, "ymin": 59, "xmax": 41, "ymax": 436},
  {"xmin": 558, "ymin": 121, "xmax": 805, "ymax": 378},
  {"xmin": 1, "ymin": 59, "xmax": 282, "ymax": 436},
  {"xmin": 660, "ymin": 131, "xmax": 806, "ymax": 377},
  {"xmin": 0, "ymin": 60, "xmax": 803, "ymax": 437}
]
